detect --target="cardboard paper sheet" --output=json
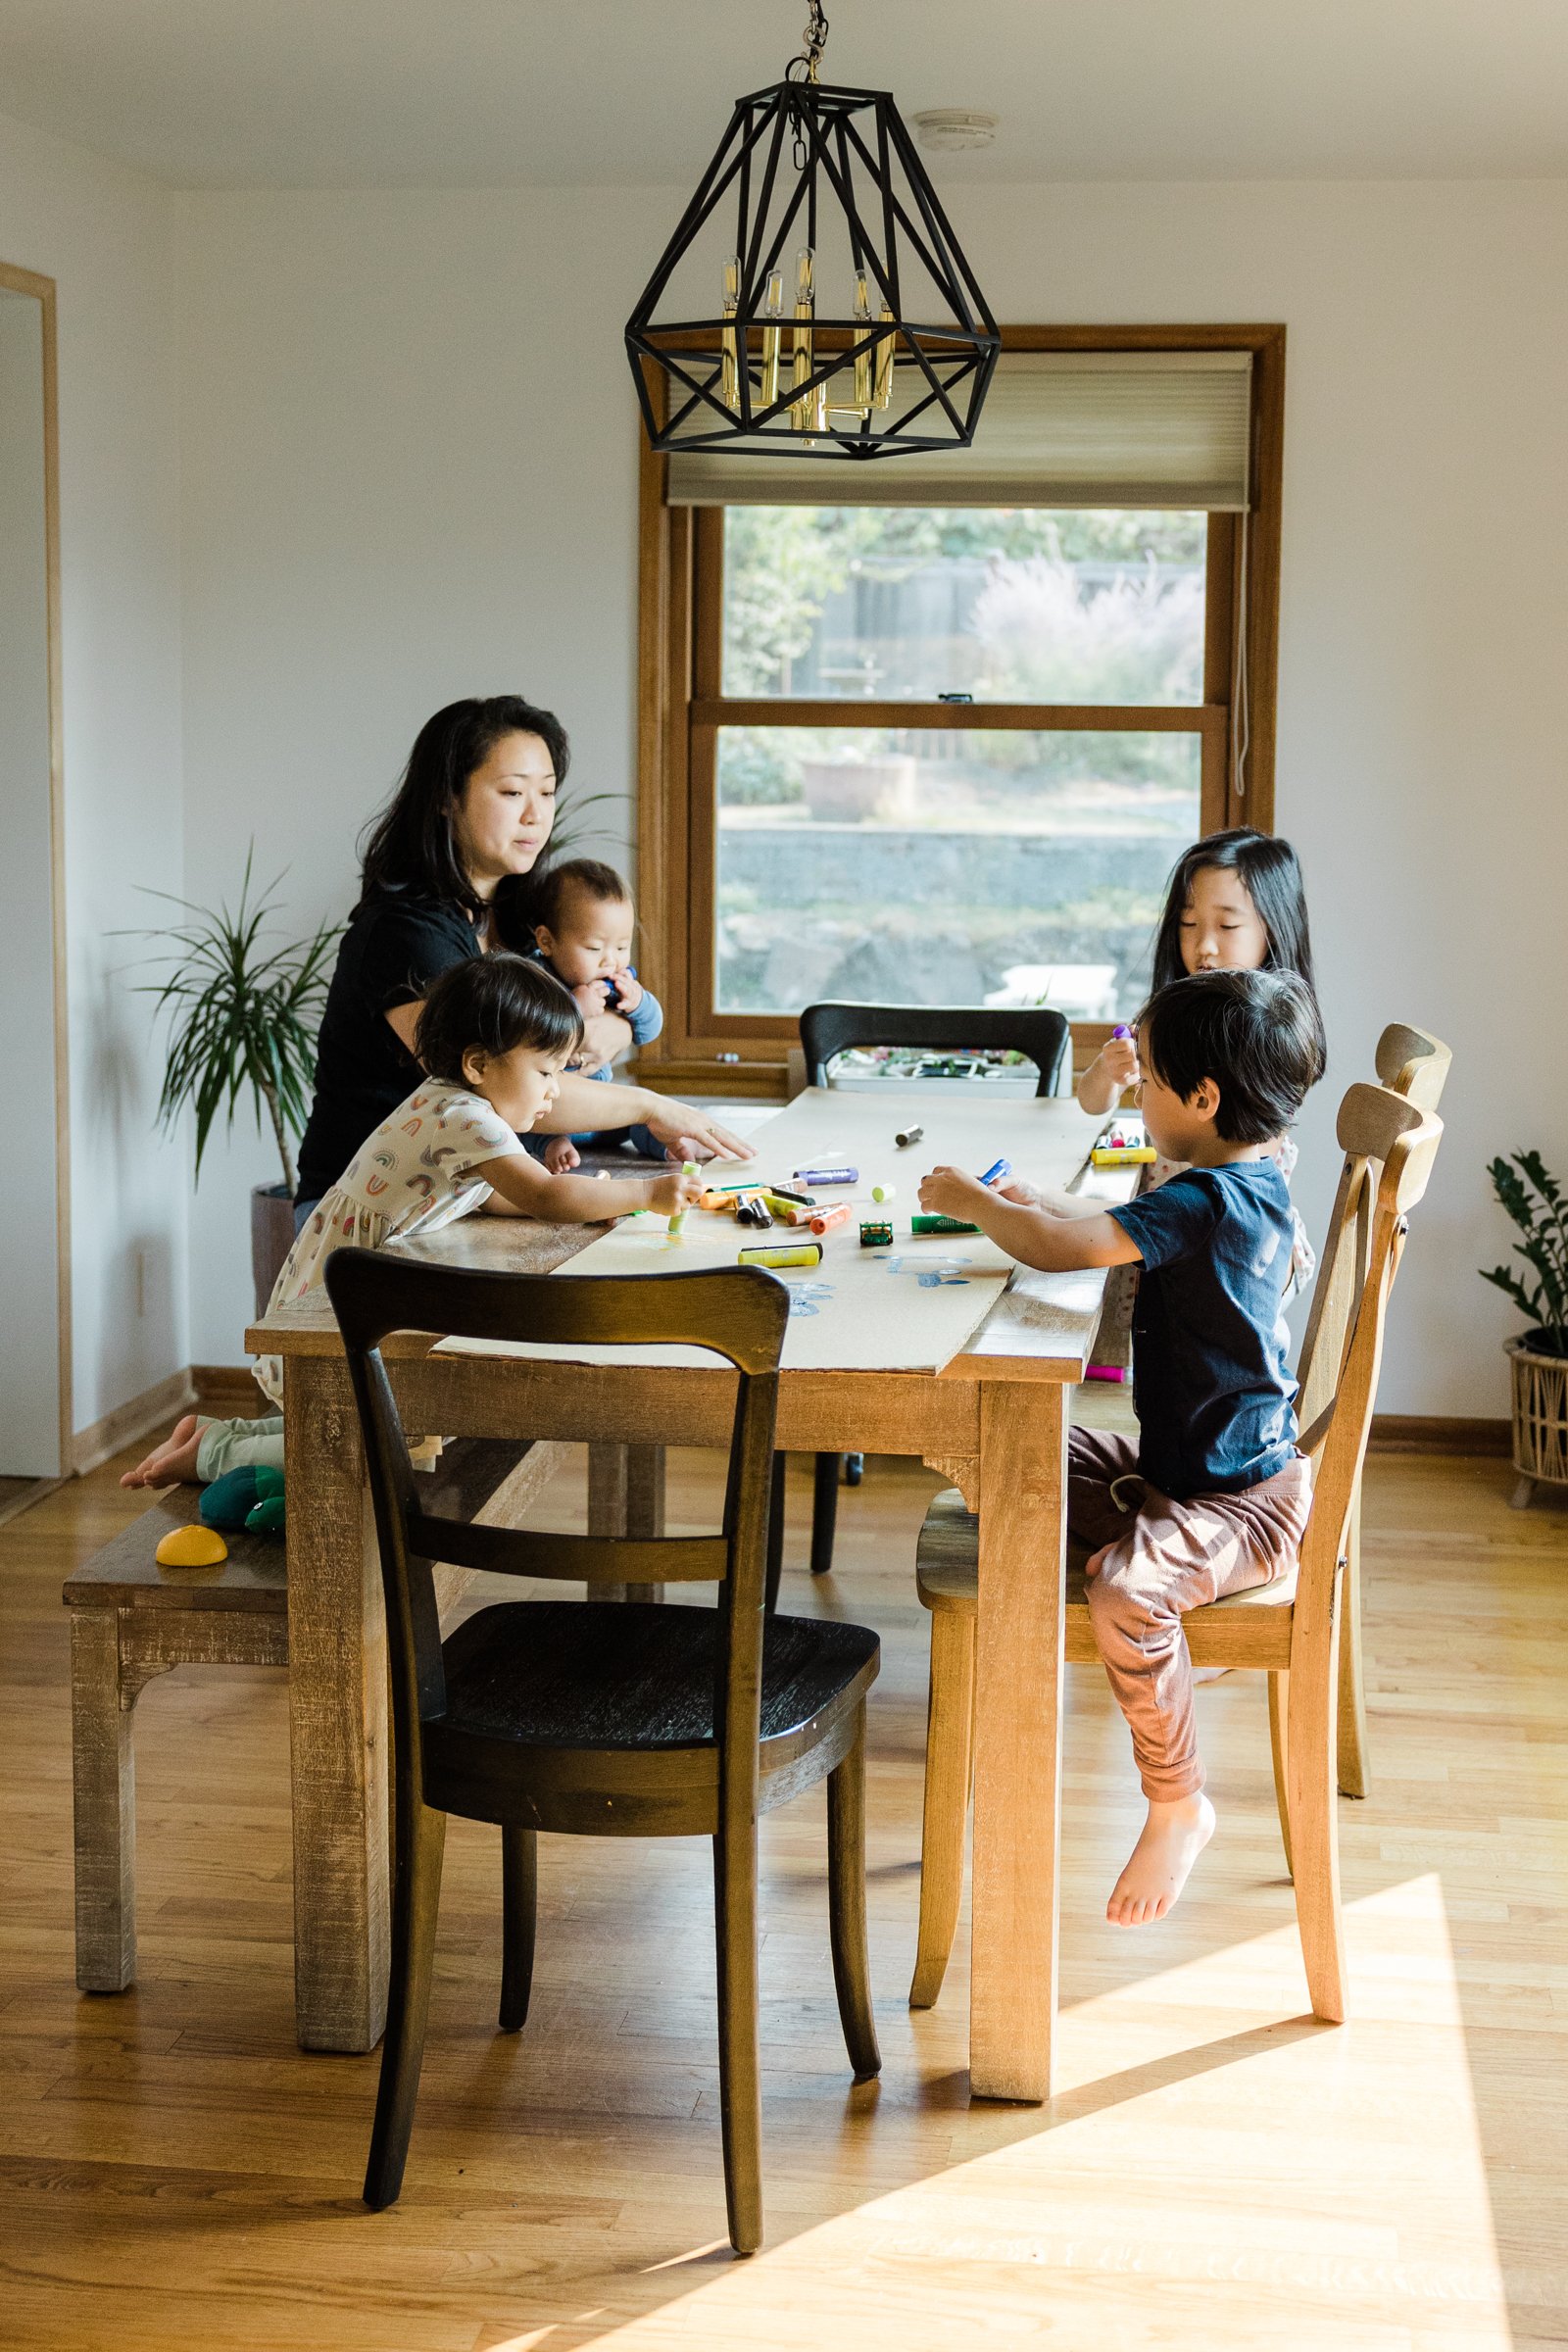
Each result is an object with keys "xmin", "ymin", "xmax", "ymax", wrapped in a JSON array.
[{"xmin": 435, "ymin": 1087, "xmax": 1102, "ymax": 1376}]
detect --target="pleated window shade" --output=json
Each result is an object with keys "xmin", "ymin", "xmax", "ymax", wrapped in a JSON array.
[{"xmin": 665, "ymin": 349, "xmax": 1253, "ymax": 512}]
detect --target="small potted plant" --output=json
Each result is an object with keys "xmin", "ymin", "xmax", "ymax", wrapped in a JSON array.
[
  {"xmin": 1480, "ymin": 1150, "xmax": 1568, "ymax": 1507},
  {"xmin": 128, "ymin": 851, "xmax": 338, "ymax": 1313}
]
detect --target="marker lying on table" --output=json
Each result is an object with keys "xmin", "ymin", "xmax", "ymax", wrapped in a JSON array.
[
  {"xmin": 793, "ymin": 1164, "xmax": 857, "ymax": 1188},
  {"xmin": 977, "ymin": 1157, "xmax": 1010, "ymax": 1188},
  {"xmin": 894, "ymin": 1125, "xmax": 923, "ymax": 1149},
  {"xmin": 738, "ymin": 1240, "xmax": 822, "ymax": 1269},
  {"xmin": 666, "ymin": 1163, "xmax": 700, "ymax": 1236},
  {"xmin": 859, "ymin": 1220, "xmax": 893, "ymax": 1248},
  {"xmin": 870, "ymin": 1181, "xmax": 897, "ymax": 1203},
  {"xmin": 911, "ymin": 1212, "xmax": 981, "ymax": 1236},
  {"xmin": 808, "ymin": 1202, "xmax": 851, "ymax": 1236}
]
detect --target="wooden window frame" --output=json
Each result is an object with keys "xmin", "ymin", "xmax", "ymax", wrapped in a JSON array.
[{"xmin": 636, "ymin": 323, "xmax": 1285, "ymax": 1095}]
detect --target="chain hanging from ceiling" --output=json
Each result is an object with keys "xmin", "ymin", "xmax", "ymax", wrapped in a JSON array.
[{"xmin": 625, "ymin": 1, "xmax": 999, "ymax": 462}]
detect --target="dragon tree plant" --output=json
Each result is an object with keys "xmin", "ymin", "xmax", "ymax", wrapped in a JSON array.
[
  {"xmin": 126, "ymin": 850, "xmax": 338, "ymax": 1198},
  {"xmin": 1480, "ymin": 1151, "xmax": 1568, "ymax": 1357}
]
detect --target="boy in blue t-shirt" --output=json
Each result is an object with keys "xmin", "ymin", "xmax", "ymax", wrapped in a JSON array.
[{"xmin": 918, "ymin": 966, "xmax": 1326, "ymax": 1933}]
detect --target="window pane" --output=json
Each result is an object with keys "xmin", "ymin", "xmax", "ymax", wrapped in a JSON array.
[
  {"xmin": 714, "ymin": 726, "xmax": 1200, "ymax": 1021},
  {"xmin": 720, "ymin": 509, "xmax": 1206, "ymax": 705}
]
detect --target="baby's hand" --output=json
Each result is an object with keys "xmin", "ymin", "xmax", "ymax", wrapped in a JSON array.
[
  {"xmin": 1098, "ymin": 1030, "xmax": 1141, "ymax": 1090},
  {"xmin": 544, "ymin": 1137, "xmax": 580, "ymax": 1174},
  {"xmin": 610, "ymin": 968, "xmax": 644, "ymax": 1014},
  {"xmin": 572, "ymin": 978, "xmax": 611, "ymax": 1019},
  {"xmin": 919, "ymin": 1164, "xmax": 987, "ymax": 1220},
  {"xmin": 647, "ymin": 1168, "xmax": 706, "ymax": 1217}
]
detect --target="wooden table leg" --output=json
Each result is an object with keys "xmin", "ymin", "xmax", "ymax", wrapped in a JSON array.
[
  {"xmin": 588, "ymin": 1440, "xmax": 666, "ymax": 1602},
  {"xmin": 284, "ymin": 1356, "xmax": 388, "ymax": 2054},
  {"xmin": 969, "ymin": 1380, "xmax": 1067, "ymax": 2102}
]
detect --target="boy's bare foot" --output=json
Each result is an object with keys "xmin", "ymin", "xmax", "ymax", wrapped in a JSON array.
[
  {"xmin": 121, "ymin": 1412, "xmax": 204, "ymax": 1490},
  {"xmin": 1106, "ymin": 1791, "xmax": 1216, "ymax": 1927}
]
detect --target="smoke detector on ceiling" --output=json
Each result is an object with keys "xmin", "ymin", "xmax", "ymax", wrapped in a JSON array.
[{"xmin": 910, "ymin": 109, "xmax": 999, "ymax": 152}]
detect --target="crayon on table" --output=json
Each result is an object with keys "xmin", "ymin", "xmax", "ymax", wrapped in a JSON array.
[
  {"xmin": 870, "ymin": 1182, "xmax": 897, "ymax": 1203},
  {"xmin": 808, "ymin": 1202, "xmax": 851, "ymax": 1236},
  {"xmin": 911, "ymin": 1213, "xmax": 981, "ymax": 1236},
  {"xmin": 894, "ymin": 1125, "xmax": 923, "ymax": 1149},
  {"xmin": 792, "ymin": 1164, "xmax": 858, "ymax": 1188},
  {"xmin": 737, "ymin": 1241, "xmax": 822, "ymax": 1268}
]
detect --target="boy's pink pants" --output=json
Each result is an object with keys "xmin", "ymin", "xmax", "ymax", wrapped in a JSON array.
[{"xmin": 1068, "ymin": 1429, "xmax": 1312, "ymax": 1801}]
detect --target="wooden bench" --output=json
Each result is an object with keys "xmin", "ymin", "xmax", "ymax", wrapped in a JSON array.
[{"xmin": 64, "ymin": 1437, "xmax": 559, "ymax": 1994}]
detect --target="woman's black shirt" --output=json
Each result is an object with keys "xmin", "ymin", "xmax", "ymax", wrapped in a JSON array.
[{"xmin": 295, "ymin": 893, "xmax": 482, "ymax": 1203}]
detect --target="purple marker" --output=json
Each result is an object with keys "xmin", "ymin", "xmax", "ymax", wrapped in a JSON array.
[
  {"xmin": 793, "ymin": 1164, "xmax": 858, "ymax": 1187},
  {"xmin": 1112, "ymin": 1024, "xmax": 1133, "ymax": 1041},
  {"xmin": 978, "ymin": 1157, "xmax": 1010, "ymax": 1187}
]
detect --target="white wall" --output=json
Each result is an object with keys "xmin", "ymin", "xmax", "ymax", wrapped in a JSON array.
[
  {"xmin": 173, "ymin": 175, "xmax": 1568, "ymax": 1416},
  {"xmin": 0, "ymin": 109, "xmax": 186, "ymax": 1442}
]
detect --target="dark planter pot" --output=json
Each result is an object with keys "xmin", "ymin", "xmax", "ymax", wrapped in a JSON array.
[{"xmin": 251, "ymin": 1182, "xmax": 296, "ymax": 1319}]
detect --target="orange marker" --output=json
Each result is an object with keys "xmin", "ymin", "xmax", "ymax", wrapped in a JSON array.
[{"xmin": 809, "ymin": 1202, "xmax": 851, "ymax": 1236}]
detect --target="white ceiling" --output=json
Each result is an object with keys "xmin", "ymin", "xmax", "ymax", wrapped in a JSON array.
[{"xmin": 0, "ymin": 0, "xmax": 1563, "ymax": 189}]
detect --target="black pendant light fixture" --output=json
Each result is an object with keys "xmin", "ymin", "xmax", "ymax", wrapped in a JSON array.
[{"xmin": 625, "ymin": 2, "xmax": 1000, "ymax": 462}]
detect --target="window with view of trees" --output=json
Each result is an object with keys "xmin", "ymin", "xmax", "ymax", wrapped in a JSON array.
[{"xmin": 636, "ymin": 328, "xmax": 1282, "ymax": 1089}]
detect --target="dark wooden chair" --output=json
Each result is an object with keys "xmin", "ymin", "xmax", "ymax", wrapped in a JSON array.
[
  {"xmin": 794, "ymin": 999, "xmax": 1074, "ymax": 1578},
  {"xmin": 324, "ymin": 1250, "xmax": 881, "ymax": 2255}
]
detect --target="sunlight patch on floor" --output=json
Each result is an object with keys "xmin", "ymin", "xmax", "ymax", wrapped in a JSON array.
[{"xmin": 484, "ymin": 1873, "xmax": 1511, "ymax": 2352}]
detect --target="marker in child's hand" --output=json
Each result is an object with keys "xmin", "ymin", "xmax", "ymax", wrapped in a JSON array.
[
  {"xmin": 977, "ymin": 1157, "xmax": 1010, "ymax": 1188},
  {"xmin": 1112, "ymin": 1025, "xmax": 1132, "ymax": 1041},
  {"xmin": 666, "ymin": 1162, "xmax": 699, "ymax": 1237}
]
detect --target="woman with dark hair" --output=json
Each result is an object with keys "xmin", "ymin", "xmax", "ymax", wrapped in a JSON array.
[{"xmin": 293, "ymin": 695, "xmax": 746, "ymax": 1214}]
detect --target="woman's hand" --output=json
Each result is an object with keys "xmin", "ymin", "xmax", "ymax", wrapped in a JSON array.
[
  {"xmin": 575, "ymin": 1007, "xmax": 632, "ymax": 1074},
  {"xmin": 640, "ymin": 1100, "xmax": 751, "ymax": 1162},
  {"xmin": 544, "ymin": 1137, "xmax": 581, "ymax": 1173}
]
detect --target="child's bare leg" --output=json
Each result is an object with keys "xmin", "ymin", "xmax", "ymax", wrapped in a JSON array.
[
  {"xmin": 121, "ymin": 1412, "xmax": 203, "ymax": 1489},
  {"xmin": 1106, "ymin": 1791, "xmax": 1215, "ymax": 1927}
]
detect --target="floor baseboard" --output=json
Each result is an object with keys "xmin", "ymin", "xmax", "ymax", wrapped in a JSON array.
[
  {"xmin": 69, "ymin": 1366, "xmax": 197, "ymax": 1478},
  {"xmin": 1367, "ymin": 1414, "xmax": 1510, "ymax": 1456}
]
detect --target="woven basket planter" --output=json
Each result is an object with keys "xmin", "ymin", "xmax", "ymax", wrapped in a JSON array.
[{"xmin": 1507, "ymin": 1334, "xmax": 1568, "ymax": 1500}]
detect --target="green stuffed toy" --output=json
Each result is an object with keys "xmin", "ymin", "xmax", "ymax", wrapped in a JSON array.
[{"xmin": 199, "ymin": 1463, "xmax": 285, "ymax": 1536}]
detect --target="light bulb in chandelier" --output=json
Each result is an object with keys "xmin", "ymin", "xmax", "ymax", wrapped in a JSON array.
[{"xmin": 719, "ymin": 254, "xmax": 741, "ymax": 415}]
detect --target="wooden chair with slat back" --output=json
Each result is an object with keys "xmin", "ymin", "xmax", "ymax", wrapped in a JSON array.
[
  {"xmin": 793, "ymin": 1000, "xmax": 1074, "ymax": 1582},
  {"xmin": 1296, "ymin": 1023, "xmax": 1451, "ymax": 1798},
  {"xmin": 906, "ymin": 1083, "xmax": 1444, "ymax": 2020},
  {"xmin": 323, "ymin": 1250, "xmax": 881, "ymax": 2256}
]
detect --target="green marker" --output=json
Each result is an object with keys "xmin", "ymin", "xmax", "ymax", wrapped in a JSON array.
[
  {"xmin": 667, "ymin": 1161, "xmax": 700, "ymax": 1238},
  {"xmin": 911, "ymin": 1213, "xmax": 980, "ymax": 1236}
]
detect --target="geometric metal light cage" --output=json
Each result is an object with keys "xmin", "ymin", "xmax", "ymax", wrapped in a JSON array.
[{"xmin": 625, "ymin": 4, "xmax": 1000, "ymax": 462}]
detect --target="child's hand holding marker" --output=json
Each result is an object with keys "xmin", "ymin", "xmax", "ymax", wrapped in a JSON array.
[
  {"xmin": 1076, "ymin": 1022, "xmax": 1141, "ymax": 1116},
  {"xmin": 918, "ymin": 1164, "xmax": 990, "ymax": 1223},
  {"xmin": 654, "ymin": 1164, "xmax": 705, "ymax": 1226}
]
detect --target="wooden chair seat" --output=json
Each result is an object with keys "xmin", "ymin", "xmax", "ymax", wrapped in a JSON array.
[
  {"xmin": 915, "ymin": 1491, "xmax": 1298, "ymax": 1670},
  {"xmin": 428, "ymin": 1601, "xmax": 878, "ymax": 1828}
]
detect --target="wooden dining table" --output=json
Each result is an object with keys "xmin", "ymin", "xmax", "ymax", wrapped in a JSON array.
[{"xmin": 248, "ymin": 1085, "xmax": 1127, "ymax": 2101}]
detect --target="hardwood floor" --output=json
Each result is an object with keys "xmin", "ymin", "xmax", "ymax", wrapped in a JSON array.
[{"xmin": 3, "ymin": 1436, "xmax": 1565, "ymax": 2351}]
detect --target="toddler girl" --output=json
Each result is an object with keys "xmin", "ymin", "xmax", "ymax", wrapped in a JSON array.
[{"xmin": 124, "ymin": 956, "xmax": 702, "ymax": 1490}]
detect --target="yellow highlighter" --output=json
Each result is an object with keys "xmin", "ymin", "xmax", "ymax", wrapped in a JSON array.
[
  {"xmin": 1091, "ymin": 1144, "xmax": 1157, "ymax": 1167},
  {"xmin": 737, "ymin": 1241, "xmax": 823, "ymax": 1269}
]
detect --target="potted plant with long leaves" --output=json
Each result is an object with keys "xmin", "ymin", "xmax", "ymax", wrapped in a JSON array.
[
  {"xmin": 128, "ymin": 851, "xmax": 338, "ymax": 1313},
  {"xmin": 1480, "ymin": 1149, "xmax": 1568, "ymax": 1507}
]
